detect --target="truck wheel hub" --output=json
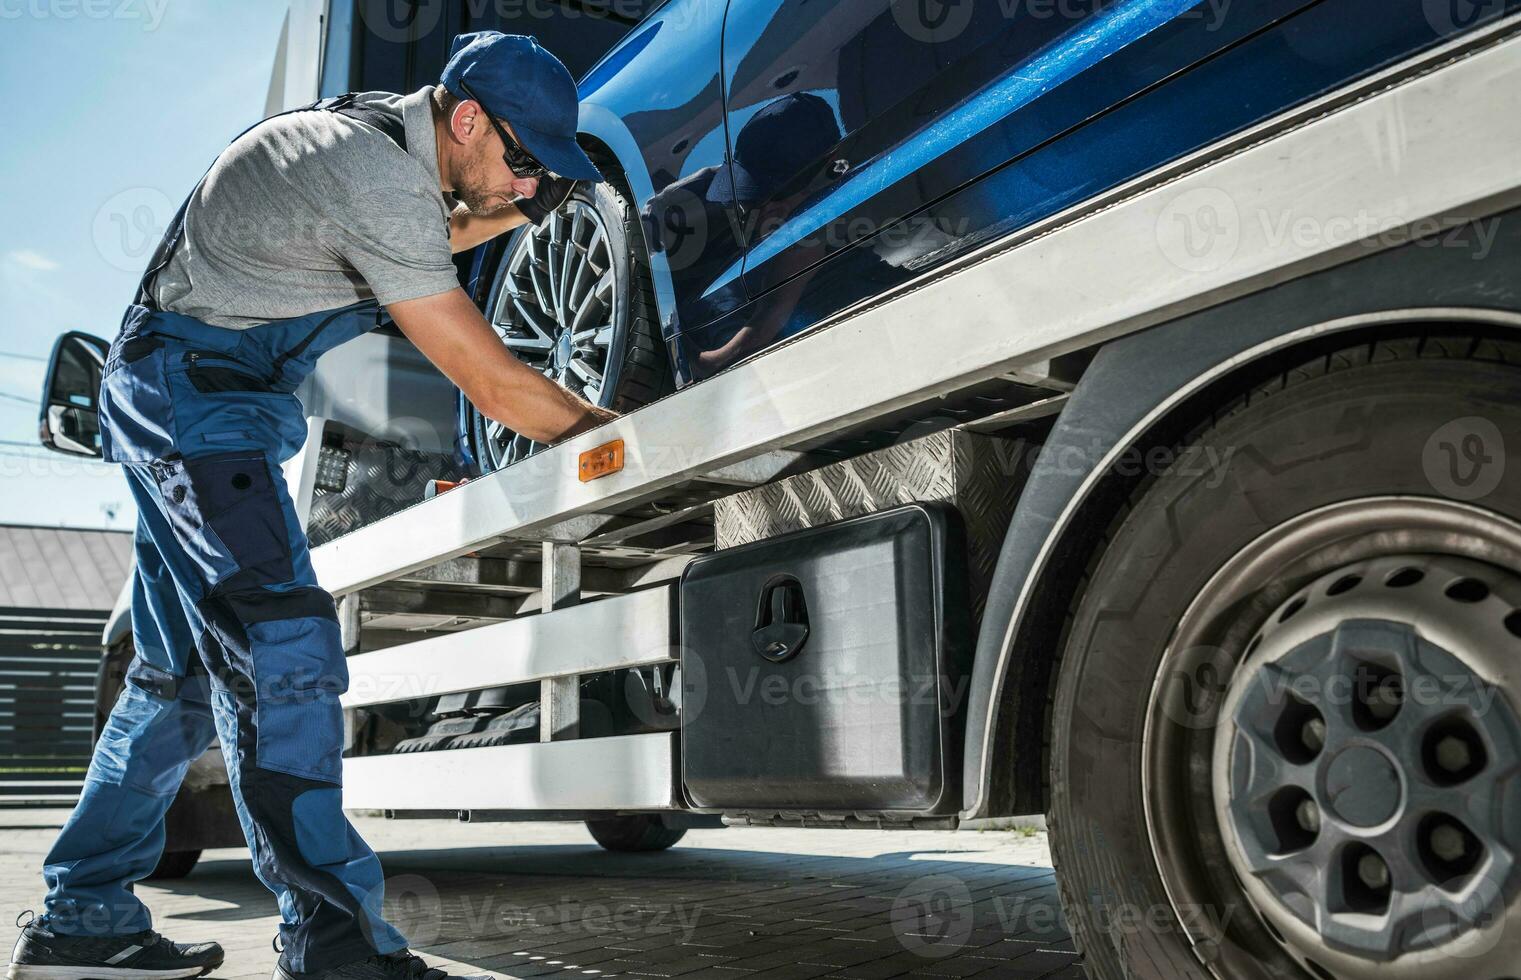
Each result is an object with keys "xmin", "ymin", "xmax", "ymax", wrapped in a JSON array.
[
  {"xmin": 1322, "ymin": 744, "xmax": 1401, "ymax": 827},
  {"xmin": 1215, "ymin": 552, "xmax": 1521, "ymax": 970}
]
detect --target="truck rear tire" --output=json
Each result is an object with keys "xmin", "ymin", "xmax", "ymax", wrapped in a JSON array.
[
  {"xmin": 1047, "ymin": 333, "xmax": 1521, "ymax": 980},
  {"xmin": 586, "ymin": 814, "xmax": 687, "ymax": 852}
]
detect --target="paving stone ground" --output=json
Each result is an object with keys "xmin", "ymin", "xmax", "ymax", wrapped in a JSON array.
[{"xmin": 2, "ymin": 809, "xmax": 1084, "ymax": 980}]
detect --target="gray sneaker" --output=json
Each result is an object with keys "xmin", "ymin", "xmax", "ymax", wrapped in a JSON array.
[{"xmin": 7, "ymin": 916, "xmax": 223, "ymax": 980}]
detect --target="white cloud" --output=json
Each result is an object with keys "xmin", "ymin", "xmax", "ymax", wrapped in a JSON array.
[{"xmin": 7, "ymin": 249, "xmax": 60, "ymax": 273}]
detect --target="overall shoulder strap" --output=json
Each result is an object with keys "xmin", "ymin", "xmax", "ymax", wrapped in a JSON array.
[
  {"xmin": 324, "ymin": 92, "xmax": 409, "ymax": 152},
  {"xmin": 135, "ymin": 94, "xmax": 407, "ymax": 309}
]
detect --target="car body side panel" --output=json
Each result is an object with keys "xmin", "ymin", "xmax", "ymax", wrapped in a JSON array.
[
  {"xmin": 675, "ymin": 0, "xmax": 1521, "ymax": 380},
  {"xmin": 578, "ymin": 0, "xmax": 749, "ymax": 345},
  {"xmin": 723, "ymin": 0, "xmax": 1323, "ymax": 302},
  {"xmin": 719, "ymin": 0, "xmax": 940, "ymax": 257}
]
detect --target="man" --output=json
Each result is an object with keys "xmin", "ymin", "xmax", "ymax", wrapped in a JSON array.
[{"xmin": 8, "ymin": 31, "xmax": 610, "ymax": 980}]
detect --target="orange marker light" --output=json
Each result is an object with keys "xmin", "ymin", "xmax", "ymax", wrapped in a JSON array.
[{"xmin": 579, "ymin": 439, "xmax": 625, "ymax": 482}]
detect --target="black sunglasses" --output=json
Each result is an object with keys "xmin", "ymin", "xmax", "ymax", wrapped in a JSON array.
[{"xmin": 457, "ymin": 80, "xmax": 552, "ymax": 180}]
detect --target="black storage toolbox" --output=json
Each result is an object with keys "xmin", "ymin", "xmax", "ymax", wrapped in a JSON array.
[{"xmin": 679, "ymin": 503, "xmax": 970, "ymax": 816}]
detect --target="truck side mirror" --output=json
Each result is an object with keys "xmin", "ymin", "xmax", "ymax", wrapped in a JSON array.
[{"xmin": 39, "ymin": 331, "xmax": 110, "ymax": 458}]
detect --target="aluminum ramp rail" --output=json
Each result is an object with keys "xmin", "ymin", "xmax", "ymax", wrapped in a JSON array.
[{"xmin": 328, "ymin": 22, "xmax": 1521, "ymax": 816}]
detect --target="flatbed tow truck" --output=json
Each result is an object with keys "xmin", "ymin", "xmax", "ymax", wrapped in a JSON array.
[
  {"xmin": 41, "ymin": 13, "xmax": 1521, "ymax": 980},
  {"xmin": 309, "ymin": 20, "xmax": 1521, "ymax": 976}
]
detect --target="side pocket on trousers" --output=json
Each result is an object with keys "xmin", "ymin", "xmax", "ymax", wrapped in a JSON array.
[
  {"xmin": 187, "ymin": 364, "xmax": 276, "ymax": 394},
  {"xmin": 228, "ymin": 587, "xmax": 348, "ymax": 784},
  {"xmin": 153, "ymin": 453, "xmax": 293, "ymax": 587},
  {"xmin": 100, "ymin": 349, "xmax": 177, "ymax": 463}
]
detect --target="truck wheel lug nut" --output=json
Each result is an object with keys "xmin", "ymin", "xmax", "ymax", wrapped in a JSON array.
[
  {"xmin": 1430, "ymin": 823, "xmax": 1468, "ymax": 863},
  {"xmin": 1295, "ymin": 799, "xmax": 1321, "ymax": 835},
  {"xmin": 1435, "ymin": 735, "xmax": 1472, "ymax": 774},
  {"xmin": 1301, "ymin": 718, "xmax": 1326, "ymax": 755},
  {"xmin": 1357, "ymin": 852, "xmax": 1390, "ymax": 891},
  {"xmin": 1367, "ymin": 678, "xmax": 1401, "ymax": 721}
]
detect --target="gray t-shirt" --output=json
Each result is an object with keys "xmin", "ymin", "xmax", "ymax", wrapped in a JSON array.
[{"xmin": 152, "ymin": 88, "xmax": 461, "ymax": 329}]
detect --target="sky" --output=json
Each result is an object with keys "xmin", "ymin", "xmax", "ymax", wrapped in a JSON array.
[{"xmin": 0, "ymin": 2, "xmax": 289, "ymax": 530}]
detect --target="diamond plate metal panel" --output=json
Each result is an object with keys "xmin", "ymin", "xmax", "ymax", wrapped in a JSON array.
[
  {"xmin": 714, "ymin": 429, "xmax": 1035, "ymax": 627},
  {"xmin": 308, "ymin": 441, "xmax": 466, "ymax": 548}
]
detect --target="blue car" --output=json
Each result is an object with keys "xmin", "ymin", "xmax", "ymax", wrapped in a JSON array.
[{"xmin": 456, "ymin": 0, "xmax": 1517, "ymax": 470}]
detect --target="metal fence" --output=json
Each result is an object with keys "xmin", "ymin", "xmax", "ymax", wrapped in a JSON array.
[{"xmin": 0, "ymin": 607, "xmax": 105, "ymax": 802}]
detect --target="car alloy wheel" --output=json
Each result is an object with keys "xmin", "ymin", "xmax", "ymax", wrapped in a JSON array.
[{"xmin": 479, "ymin": 201, "xmax": 621, "ymax": 470}]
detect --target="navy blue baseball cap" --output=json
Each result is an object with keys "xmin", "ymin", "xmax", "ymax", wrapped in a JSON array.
[{"xmin": 440, "ymin": 32, "xmax": 602, "ymax": 182}]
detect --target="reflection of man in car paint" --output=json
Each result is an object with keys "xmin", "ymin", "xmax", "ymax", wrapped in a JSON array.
[{"xmin": 643, "ymin": 93, "xmax": 847, "ymax": 374}]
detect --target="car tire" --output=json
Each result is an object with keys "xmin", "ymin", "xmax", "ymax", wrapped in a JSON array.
[
  {"xmin": 1047, "ymin": 332, "xmax": 1521, "ymax": 980},
  {"xmin": 464, "ymin": 170, "xmax": 670, "ymax": 473},
  {"xmin": 585, "ymin": 814, "xmax": 687, "ymax": 852},
  {"xmin": 92, "ymin": 637, "xmax": 133, "ymax": 742},
  {"xmin": 146, "ymin": 848, "xmax": 203, "ymax": 880}
]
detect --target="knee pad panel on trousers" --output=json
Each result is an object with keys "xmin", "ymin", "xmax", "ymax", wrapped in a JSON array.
[
  {"xmin": 151, "ymin": 452, "xmax": 294, "ymax": 588},
  {"xmin": 202, "ymin": 587, "xmax": 347, "ymax": 784}
]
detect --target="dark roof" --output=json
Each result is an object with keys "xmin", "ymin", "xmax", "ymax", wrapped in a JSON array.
[{"xmin": 0, "ymin": 524, "xmax": 133, "ymax": 612}]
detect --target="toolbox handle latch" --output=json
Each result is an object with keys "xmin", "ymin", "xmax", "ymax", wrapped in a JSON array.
[{"xmin": 752, "ymin": 576, "xmax": 810, "ymax": 663}]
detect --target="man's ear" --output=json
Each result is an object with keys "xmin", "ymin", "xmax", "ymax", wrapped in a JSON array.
[{"xmin": 449, "ymin": 100, "xmax": 483, "ymax": 145}]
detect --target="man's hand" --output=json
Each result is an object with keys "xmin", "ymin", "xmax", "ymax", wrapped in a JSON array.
[
  {"xmin": 550, "ymin": 403, "xmax": 620, "ymax": 444},
  {"xmin": 446, "ymin": 176, "xmax": 585, "ymax": 251},
  {"xmin": 387, "ymin": 287, "xmax": 618, "ymax": 444},
  {"xmin": 515, "ymin": 176, "xmax": 580, "ymax": 227}
]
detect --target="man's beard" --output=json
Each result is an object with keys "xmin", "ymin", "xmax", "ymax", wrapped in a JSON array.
[
  {"xmin": 454, "ymin": 158, "xmax": 516, "ymax": 215},
  {"xmin": 455, "ymin": 182, "xmax": 515, "ymax": 215}
]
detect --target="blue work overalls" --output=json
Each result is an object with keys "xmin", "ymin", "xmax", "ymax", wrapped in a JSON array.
[{"xmin": 40, "ymin": 97, "xmax": 413, "ymax": 976}]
